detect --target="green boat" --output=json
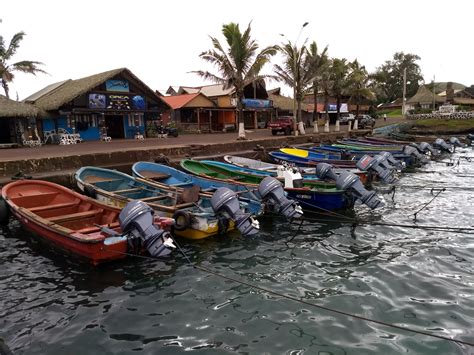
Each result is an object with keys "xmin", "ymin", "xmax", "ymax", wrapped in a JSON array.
[{"xmin": 180, "ymin": 159, "xmax": 355, "ymax": 211}]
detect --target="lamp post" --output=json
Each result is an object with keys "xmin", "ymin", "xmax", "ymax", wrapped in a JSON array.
[{"xmin": 280, "ymin": 22, "xmax": 309, "ymax": 136}]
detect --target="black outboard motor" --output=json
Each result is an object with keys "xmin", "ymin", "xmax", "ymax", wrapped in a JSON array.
[
  {"xmin": 356, "ymin": 155, "xmax": 397, "ymax": 184},
  {"xmin": 258, "ymin": 176, "xmax": 303, "ymax": 218},
  {"xmin": 119, "ymin": 201, "xmax": 175, "ymax": 257},
  {"xmin": 433, "ymin": 138, "xmax": 452, "ymax": 153},
  {"xmin": 336, "ymin": 171, "xmax": 384, "ymax": 209},
  {"xmin": 379, "ymin": 151, "xmax": 404, "ymax": 170},
  {"xmin": 403, "ymin": 145, "xmax": 429, "ymax": 164},
  {"xmin": 211, "ymin": 187, "xmax": 259, "ymax": 236},
  {"xmin": 449, "ymin": 137, "xmax": 465, "ymax": 148},
  {"xmin": 418, "ymin": 142, "xmax": 439, "ymax": 156},
  {"xmin": 466, "ymin": 133, "xmax": 474, "ymax": 146},
  {"xmin": 316, "ymin": 162, "xmax": 383, "ymax": 209}
]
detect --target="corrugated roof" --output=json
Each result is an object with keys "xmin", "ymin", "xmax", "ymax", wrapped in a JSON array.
[
  {"xmin": 161, "ymin": 93, "xmax": 215, "ymax": 109},
  {"xmin": 0, "ymin": 95, "xmax": 39, "ymax": 118},
  {"xmin": 23, "ymin": 79, "xmax": 69, "ymax": 103}
]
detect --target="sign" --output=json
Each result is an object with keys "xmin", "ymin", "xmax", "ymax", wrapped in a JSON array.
[
  {"xmin": 242, "ymin": 98, "xmax": 272, "ymax": 108},
  {"xmin": 107, "ymin": 95, "xmax": 131, "ymax": 110},
  {"xmin": 326, "ymin": 103, "xmax": 348, "ymax": 113},
  {"xmin": 132, "ymin": 95, "xmax": 146, "ymax": 110},
  {"xmin": 106, "ymin": 79, "xmax": 129, "ymax": 92},
  {"xmin": 88, "ymin": 94, "xmax": 106, "ymax": 109}
]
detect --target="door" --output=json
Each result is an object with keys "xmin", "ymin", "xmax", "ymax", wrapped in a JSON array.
[{"xmin": 105, "ymin": 115, "xmax": 125, "ymax": 139}]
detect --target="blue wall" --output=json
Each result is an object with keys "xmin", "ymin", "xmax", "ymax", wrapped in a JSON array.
[{"xmin": 124, "ymin": 116, "xmax": 145, "ymax": 139}]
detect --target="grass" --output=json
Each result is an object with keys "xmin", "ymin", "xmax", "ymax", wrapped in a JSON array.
[
  {"xmin": 376, "ymin": 108, "xmax": 402, "ymax": 118},
  {"xmin": 410, "ymin": 119, "xmax": 474, "ymax": 133}
]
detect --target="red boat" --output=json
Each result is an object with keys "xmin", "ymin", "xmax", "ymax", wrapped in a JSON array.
[{"xmin": 1, "ymin": 180, "xmax": 174, "ymax": 265}]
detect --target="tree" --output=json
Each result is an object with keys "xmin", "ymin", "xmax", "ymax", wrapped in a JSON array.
[
  {"xmin": 273, "ymin": 40, "xmax": 314, "ymax": 135},
  {"xmin": 194, "ymin": 22, "xmax": 276, "ymax": 139},
  {"xmin": 371, "ymin": 52, "xmax": 423, "ymax": 103},
  {"xmin": 329, "ymin": 58, "xmax": 350, "ymax": 121},
  {"xmin": 306, "ymin": 41, "xmax": 329, "ymax": 130},
  {"xmin": 0, "ymin": 24, "xmax": 46, "ymax": 98},
  {"xmin": 347, "ymin": 60, "xmax": 375, "ymax": 118}
]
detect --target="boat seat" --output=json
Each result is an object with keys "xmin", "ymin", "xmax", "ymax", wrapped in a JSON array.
[
  {"xmin": 29, "ymin": 201, "xmax": 78, "ymax": 212},
  {"xmin": 114, "ymin": 187, "xmax": 143, "ymax": 194},
  {"xmin": 170, "ymin": 182, "xmax": 193, "ymax": 187},
  {"xmin": 140, "ymin": 171, "xmax": 171, "ymax": 181},
  {"xmin": 140, "ymin": 195, "xmax": 168, "ymax": 202},
  {"xmin": 48, "ymin": 209, "xmax": 101, "ymax": 223},
  {"xmin": 76, "ymin": 222, "xmax": 120, "ymax": 234}
]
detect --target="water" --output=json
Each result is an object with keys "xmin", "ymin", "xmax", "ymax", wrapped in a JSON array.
[{"xmin": 1, "ymin": 149, "xmax": 474, "ymax": 354}]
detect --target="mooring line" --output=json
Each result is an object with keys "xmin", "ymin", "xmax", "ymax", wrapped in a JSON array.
[{"xmin": 107, "ymin": 247, "xmax": 474, "ymax": 347}]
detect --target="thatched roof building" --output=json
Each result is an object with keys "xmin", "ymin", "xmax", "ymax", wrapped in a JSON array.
[
  {"xmin": 0, "ymin": 95, "xmax": 39, "ymax": 118},
  {"xmin": 407, "ymin": 85, "xmax": 445, "ymax": 106}
]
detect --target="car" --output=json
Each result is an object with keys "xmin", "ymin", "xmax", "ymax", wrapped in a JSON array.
[
  {"xmin": 339, "ymin": 113, "xmax": 355, "ymax": 124},
  {"xmin": 357, "ymin": 115, "xmax": 376, "ymax": 129},
  {"xmin": 268, "ymin": 117, "xmax": 294, "ymax": 135}
]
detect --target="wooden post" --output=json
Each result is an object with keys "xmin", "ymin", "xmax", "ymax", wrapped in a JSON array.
[
  {"xmin": 197, "ymin": 108, "xmax": 201, "ymax": 133},
  {"xmin": 254, "ymin": 111, "xmax": 258, "ymax": 129}
]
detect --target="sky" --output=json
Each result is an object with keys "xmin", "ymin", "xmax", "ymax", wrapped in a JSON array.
[{"xmin": 2, "ymin": 0, "xmax": 474, "ymax": 100}]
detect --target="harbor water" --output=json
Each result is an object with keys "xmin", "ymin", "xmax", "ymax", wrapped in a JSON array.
[{"xmin": 1, "ymin": 149, "xmax": 473, "ymax": 354}]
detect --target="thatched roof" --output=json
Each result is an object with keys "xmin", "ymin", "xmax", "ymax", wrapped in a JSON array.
[
  {"xmin": 0, "ymin": 95, "xmax": 39, "ymax": 118},
  {"xmin": 25, "ymin": 68, "xmax": 169, "ymax": 111},
  {"xmin": 407, "ymin": 85, "xmax": 445, "ymax": 105},
  {"xmin": 269, "ymin": 93, "xmax": 294, "ymax": 111}
]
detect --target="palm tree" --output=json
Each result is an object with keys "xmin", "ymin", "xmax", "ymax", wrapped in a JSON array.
[
  {"xmin": 347, "ymin": 60, "xmax": 375, "ymax": 119},
  {"xmin": 194, "ymin": 22, "xmax": 276, "ymax": 139},
  {"xmin": 273, "ymin": 41, "xmax": 314, "ymax": 135},
  {"xmin": 0, "ymin": 29, "xmax": 46, "ymax": 98},
  {"xmin": 319, "ymin": 58, "xmax": 333, "ymax": 129},
  {"xmin": 306, "ymin": 41, "xmax": 328, "ymax": 131},
  {"xmin": 329, "ymin": 58, "xmax": 350, "ymax": 121}
]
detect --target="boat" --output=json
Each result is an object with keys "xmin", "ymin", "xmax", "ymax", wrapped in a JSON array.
[
  {"xmin": 74, "ymin": 166, "xmax": 261, "ymax": 240},
  {"xmin": 223, "ymin": 155, "xmax": 371, "ymax": 185},
  {"xmin": 132, "ymin": 161, "xmax": 303, "ymax": 219},
  {"xmin": 0, "ymin": 179, "xmax": 176, "ymax": 265},
  {"xmin": 180, "ymin": 159, "xmax": 355, "ymax": 211},
  {"xmin": 269, "ymin": 149, "xmax": 358, "ymax": 169}
]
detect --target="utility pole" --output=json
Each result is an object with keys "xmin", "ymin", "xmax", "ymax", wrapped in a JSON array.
[
  {"xmin": 402, "ymin": 67, "xmax": 407, "ymax": 117},
  {"xmin": 432, "ymin": 75, "xmax": 436, "ymax": 110}
]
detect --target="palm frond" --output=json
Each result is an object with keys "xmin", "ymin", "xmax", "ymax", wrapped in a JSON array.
[
  {"xmin": 4, "ymin": 31, "xmax": 25, "ymax": 60},
  {"xmin": 12, "ymin": 60, "xmax": 46, "ymax": 75}
]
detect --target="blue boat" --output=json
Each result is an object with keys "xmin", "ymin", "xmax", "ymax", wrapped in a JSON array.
[
  {"xmin": 74, "ymin": 166, "xmax": 261, "ymax": 240},
  {"xmin": 269, "ymin": 150, "xmax": 358, "ymax": 169}
]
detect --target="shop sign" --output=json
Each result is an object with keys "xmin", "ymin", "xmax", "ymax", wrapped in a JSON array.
[
  {"xmin": 89, "ymin": 93, "xmax": 106, "ymax": 109},
  {"xmin": 132, "ymin": 95, "xmax": 146, "ymax": 110},
  {"xmin": 242, "ymin": 99, "xmax": 272, "ymax": 108},
  {"xmin": 107, "ymin": 95, "xmax": 131, "ymax": 110},
  {"xmin": 106, "ymin": 79, "xmax": 129, "ymax": 92}
]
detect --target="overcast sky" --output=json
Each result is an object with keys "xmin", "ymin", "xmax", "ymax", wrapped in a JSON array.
[{"xmin": 2, "ymin": 0, "xmax": 473, "ymax": 100}]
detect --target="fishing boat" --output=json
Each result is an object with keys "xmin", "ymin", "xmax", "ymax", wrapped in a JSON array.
[
  {"xmin": 132, "ymin": 161, "xmax": 303, "ymax": 219},
  {"xmin": 0, "ymin": 179, "xmax": 175, "ymax": 265},
  {"xmin": 181, "ymin": 159, "xmax": 355, "ymax": 211},
  {"xmin": 74, "ymin": 167, "xmax": 260, "ymax": 240},
  {"xmin": 270, "ymin": 149, "xmax": 358, "ymax": 169},
  {"xmin": 223, "ymin": 155, "xmax": 371, "ymax": 185}
]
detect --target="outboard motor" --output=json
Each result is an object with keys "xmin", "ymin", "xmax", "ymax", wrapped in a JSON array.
[
  {"xmin": 449, "ymin": 137, "xmax": 465, "ymax": 148},
  {"xmin": 403, "ymin": 145, "xmax": 429, "ymax": 164},
  {"xmin": 336, "ymin": 171, "xmax": 384, "ymax": 209},
  {"xmin": 466, "ymin": 133, "xmax": 474, "ymax": 146},
  {"xmin": 119, "ymin": 201, "xmax": 175, "ymax": 257},
  {"xmin": 211, "ymin": 187, "xmax": 259, "ymax": 236},
  {"xmin": 418, "ymin": 142, "xmax": 439, "ymax": 156},
  {"xmin": 433, "ymin": 138, "xmax": 452, "ymax": 153},
  {"xmin": 356, "ymin": 155, "xmax": 396, "ymax": 184},
  {"xmin": 258, "ymin": 176, "xmax": 303, "ymax": 219},
  {"xmin": 379, "ymin": 151, "xmax": 404, "ymax": 170},
  {"xmin": 316, "ymin": 163, "xmax": 383, "ymax": 209},
  {"xmin": 373, "ymin": 154, "xmax": 396, "ymax": 171}
]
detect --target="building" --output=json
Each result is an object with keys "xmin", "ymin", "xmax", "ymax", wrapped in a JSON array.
[
  {"xmin": 406, "ymin": 85, "xmax": 445, "ymax": 111},
  {"xmin": 24, "ymin": 68, "xmax": 169, "ymax": 141},
  {"xmin": 0, "ymin": 95, "xmax": 41, "ymax": 145}
]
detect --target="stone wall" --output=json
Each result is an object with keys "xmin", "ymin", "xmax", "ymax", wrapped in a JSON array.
[{"xmin": 407, "ymin": 112, "xmax": 474, "ymax": 120}]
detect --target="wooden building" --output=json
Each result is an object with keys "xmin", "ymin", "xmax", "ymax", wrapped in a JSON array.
[{"xmin": 24, "ymin": 68, "xmax": 169, "ymax": 141}]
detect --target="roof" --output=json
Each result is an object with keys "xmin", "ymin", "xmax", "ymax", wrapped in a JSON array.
[
  {"xmin": 269, "ymin": 93, "xmax": 294, "ymax": 111},
  {"xmin": 437, "ymin": 89, "xmax": 462, "ymax": 97},
  {"xmin": 23, "ymin": 79, "xmax": 69, "ymax": 103},
  {"xmin": 160, "ymin": 93, "xmax": 215, "ymax": 109},
  {"xmin": 407, "ymin": 85, "xmax": 445, "ymax": 104},
  {"xmin": 0, "ymin": 95, "xmax": 40, "ymax": 118},
  {"xmin": 453, "ymin": 97, "xmax": 474, "ymax": 105},
  {"xmin": 179, "ymin": 84, "xmax": 234, "ymax": 97},
  {"xmin": 25, "ymin": 68, "xmax": 169, "ymax": 111},
  {"xmin": 430, "ymin": 82, "xmax": 466, "ymax": 94}
]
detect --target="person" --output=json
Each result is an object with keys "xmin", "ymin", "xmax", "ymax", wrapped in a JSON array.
[{"xmin": 383, "ymin": 114, "xmax": 387, "ymax": 122}]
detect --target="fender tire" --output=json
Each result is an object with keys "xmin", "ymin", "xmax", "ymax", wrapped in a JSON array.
[
  {"xmin": 0, "ymin": 197, "xmax": 10, "ymax": 226},
  {"xmin": 173, "ymin": 210, "xmax": 192, "ymax": 231},
  {"xmin": 84, "ymin": 184, "xmax": 97, "ymax": 199}
]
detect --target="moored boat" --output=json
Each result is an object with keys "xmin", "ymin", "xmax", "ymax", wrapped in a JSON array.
[{"xmin": 0, "ymin": 179, "xmax": 175, "ymax": 265}]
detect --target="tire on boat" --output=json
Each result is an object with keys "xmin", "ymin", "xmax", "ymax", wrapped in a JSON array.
[
  {"xmin": 84, "ymin": 184, "xmax": 97, "ymax": 199},
  {"xmin": 0, "ymin": 197, "xmax": 10, "ymax": 226},
  {"xmin": 172, "ymin": 210, "xmax": 192, "ymax": 231}
]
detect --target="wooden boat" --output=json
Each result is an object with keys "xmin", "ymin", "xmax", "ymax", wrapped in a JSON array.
[
  {"xmin": 0, "ymin": 179, "xmax": 175, "ymax": 265},
  {"xmin": 270, "ymin": 149, "xmax": 358, "ymax": 169},
  {"xmin": 223, "ymin": 155, "xmax": 371, "ymax": 185},
  {"xmin": 180, "ymin": 159, "xmax": 354, "ymax": 211},
  {"xmin": 74, "ymin": 166, "xmax": 259, "ymax": 240}
]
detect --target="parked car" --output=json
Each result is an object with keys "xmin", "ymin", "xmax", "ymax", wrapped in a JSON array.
[
  {"xmin": 339, "ymin": 113, "xmax": 355, "ymax": 124},
  {"xmin": 268, "ymin": 117, "xmax": 294, "ymax": 135},
  {"xmin": 357, "ymin": 115, "xmax": 376, "ymax": 129}
]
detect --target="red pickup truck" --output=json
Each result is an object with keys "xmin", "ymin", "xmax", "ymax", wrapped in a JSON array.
[{"xmin": 268, "ymin": 117, "xmax": 294, "ymax": 135}]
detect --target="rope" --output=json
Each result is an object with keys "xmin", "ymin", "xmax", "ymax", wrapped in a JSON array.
[{"xmin": 413, "ymin": 188, "xmax": 445, "ymax": 221}]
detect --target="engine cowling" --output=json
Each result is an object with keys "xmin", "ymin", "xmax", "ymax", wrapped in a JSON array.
[
  {"xmin": 356, "ymin": 155, "xmax": 396, "ymax": 184},
  {"xmin": 336, "ymin": 171, "xmax": 384, "ymax": 209},
  {"xmin": 258, "ymin": 176, "xmax": 303, "ymax": 218},
  {"xmin": 433, "ymin": 138, "xmax": 452, "ymax": 153},
  {"xmin": 403, "ymin": 145, "xmax": 429, "ymax": 164}
]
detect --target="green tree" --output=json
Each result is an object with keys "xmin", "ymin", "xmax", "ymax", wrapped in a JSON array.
[
  {"xmin": 194, "ymin": 22, "xmax": 276, "ymax": 139},
  {"xmin": 306, "ymin": 41, "xmax": 329, "ymax": 130},
  {"xmin": 0, "ymin": 25, "xmax": 46, "ymax": 98},
  {"xmin": 347, "ymin": 60, "xmax": 375, "ymax": 118},
  {"xmin": 371, "ymin": 52, "xmax": 423, "ymax": 103},
  {"xmin": 329, "ymin": 58, "xmax": 350, "ymax": 121}
]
